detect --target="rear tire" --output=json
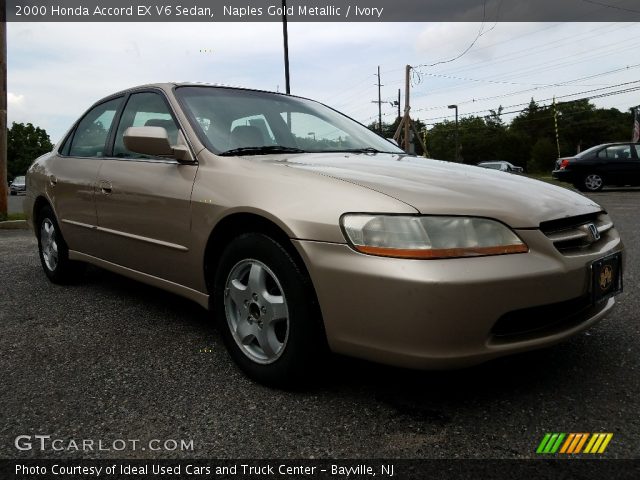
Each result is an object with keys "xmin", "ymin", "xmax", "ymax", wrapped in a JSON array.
[
  {"xmin": 580, "ymin": 173, "xmax": 604, "ymax": 192},
  {"xmin": 10, "ymin": 191, "xmax": 16, "ymax": 196},
  {"xmin": 213, "ymin": 233, "xmax": 325, "ymax": 387},
  {"xmin": 36, "ymin": 205, "xmax": 85, "ymax": 284}
]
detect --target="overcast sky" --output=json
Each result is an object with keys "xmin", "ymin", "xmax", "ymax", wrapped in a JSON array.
[{"xmin": 8, "ymin": 21, "xmax": 640, "ymax": 143}]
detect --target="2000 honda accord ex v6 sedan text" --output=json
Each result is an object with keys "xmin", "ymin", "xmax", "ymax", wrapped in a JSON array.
[{"xmin": 25, "ymin": 84, "xmax": 624, "ymax": 386}]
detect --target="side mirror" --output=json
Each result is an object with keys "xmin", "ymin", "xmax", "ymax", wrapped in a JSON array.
[{"xmin": 123, "ymin": 126, "xmax": 195, "ymax": 163}]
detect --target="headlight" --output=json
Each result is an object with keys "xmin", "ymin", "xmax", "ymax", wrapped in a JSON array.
[{"xmin": 341, "ymin": 214, "xmax": 528, "ymax": 259}]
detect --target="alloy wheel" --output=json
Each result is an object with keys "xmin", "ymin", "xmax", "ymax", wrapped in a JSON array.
[
  {"xmin": 40, "ymin": 218, "xmax": 59, "ymax": 271},
  {"xmin": 224, "ymin": 259, "xmax": 289, "ymax": 364},
  {"xmin": 584, "ymin": 174, "xmax": 603, "ymax": 191}
]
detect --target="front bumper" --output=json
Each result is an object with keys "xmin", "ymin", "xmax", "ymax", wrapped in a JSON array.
[{"xmin": 293, "ymin": 228, "xmax": 622, "ymax": 369}]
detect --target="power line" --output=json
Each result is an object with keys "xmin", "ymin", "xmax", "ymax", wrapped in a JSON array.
[
  {"xmin": 412, "ymin": 39, "xmax": 640, "ymax": 98},
  {"xmin": 332, "ymin": 23, "xmax": 640, "ymax": 113},
  {"xmin": 429, "ymin": 22, "xmax": 631, "ymax": 78},
  {"xmin": 413, "ymin": 66, "xmax": 640, "ymax": 114},
  {"xmin": 420, "ymin": 85, "xmax": 640, "ymax": 125},
  {"xmin": 579, "ymin": 0, "xmax": 640, "ymax": 14},
  {"xmin": 413, "ymin": 0, "xmax": 494, "ymax": 71}
]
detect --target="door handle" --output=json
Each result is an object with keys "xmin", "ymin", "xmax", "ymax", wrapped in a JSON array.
[
  {"xmin": 99, "ymin": 180, "xmax": 113, "ymax": 195},
  {"xmin": 49, "ymin": 175, "xmax": 57, "ymax": 187}
]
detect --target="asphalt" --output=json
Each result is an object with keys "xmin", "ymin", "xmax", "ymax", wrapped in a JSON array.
[{"xmin": 0, "ymin": 190, "xmax": 638, "ymax": 460}]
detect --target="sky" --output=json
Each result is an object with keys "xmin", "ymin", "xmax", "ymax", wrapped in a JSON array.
[{"xmin": 7, "ymin": 21, "xmax": 640, "ymax": 144}]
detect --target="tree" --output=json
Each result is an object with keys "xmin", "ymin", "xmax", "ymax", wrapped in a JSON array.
[
  {"xmin": 529, "ymin": 138, "xmax": 557, "ymax": 173},
  {"xmin": 7, "ymin": 122, "xmax": 54, "ymax": 180},
  {"xmin": 484, "ymin": 106, "xmax": 504, "ymax": 129},
  {"xmin": 368, "ymin": 117, "xmax": 428, "ymax": 156},
  {"xmin": 366, "ymin": 98, "xmax": 634, "ymax": 172}
]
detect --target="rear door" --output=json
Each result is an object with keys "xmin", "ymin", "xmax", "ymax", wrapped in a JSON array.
[
  {"xmin": 93, "ymin": 90, "xmax": 198, "ymax": 288},
  {"xmin": 596, "ymin": 144, "xmax": 635, "ymax": 185},
  {"xmin": 49, "ymin": 97, "xmax": 122, "ymax": 256}
]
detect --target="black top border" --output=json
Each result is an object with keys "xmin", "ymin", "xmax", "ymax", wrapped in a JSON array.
[{"xmin": 7, "ymin": 0, "xmax": 640, "ymax": 22}]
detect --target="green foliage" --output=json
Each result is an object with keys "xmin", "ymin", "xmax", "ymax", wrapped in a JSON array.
[
  {"xmin": 294, "ymin": 134, "xmax": 348, "ymax": 151},
  {"xmin": 367, "ymin": 99, "xmax": 634, "ymax": 173},
  {"xmin": 529, "ymin": 138, "xmax": 558, "ymax": 173},
  {"xmin": 368, "ymin": 116, "xmax": 429, "ymax": 155},
  {"xmin": 7, "ymin": 122, "xmax": 54, "ymax": 181}
]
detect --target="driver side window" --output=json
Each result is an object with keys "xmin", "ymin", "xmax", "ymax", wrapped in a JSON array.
[{"xmin": 113, "ymin": 92, "xmax": 180, "ymax": 159}]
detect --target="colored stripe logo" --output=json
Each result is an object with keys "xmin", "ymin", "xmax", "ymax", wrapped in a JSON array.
[{"xmin": 536, "ymin": 433, "xmax": 613, "ymax": 454}]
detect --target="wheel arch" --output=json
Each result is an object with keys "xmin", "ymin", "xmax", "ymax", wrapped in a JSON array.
[
  {"xmin": 203, "ymin": 212, "xmax": 328, "ymax": 347},
  {"xmin": 32, "ymin": 196, "xmax": 54, "ymax": 237},
  {"xmin": 203, "ymin": 212, "xmax": 315, "ymax": 298}
]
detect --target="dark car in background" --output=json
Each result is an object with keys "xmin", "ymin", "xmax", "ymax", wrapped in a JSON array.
[
  {"xmin": 477, "ymin": 161, "xmax": 524, "ymax": 174},
  {"xmin": 552, "ymin": 142, "xmax": 640, "ymax": 192},
  {"xmin": 10, "ymin": 176, "xmax": 26, "ymax": 195}
]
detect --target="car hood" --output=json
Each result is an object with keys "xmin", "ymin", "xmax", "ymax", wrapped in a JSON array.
[{"xmin": 266, "ymin": 152, "xmax": 602, "ymax": 229}]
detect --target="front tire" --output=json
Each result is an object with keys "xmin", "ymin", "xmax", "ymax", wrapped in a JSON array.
[
  {"xmin": 37, "ymin": 205, "xmax": 84, "ymax": 284},
  {"xmin": 213, "ymin": 233, "xmax": 325, "ymax": 387}
]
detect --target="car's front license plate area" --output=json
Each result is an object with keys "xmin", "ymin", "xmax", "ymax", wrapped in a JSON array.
[{"xmin": 591, "ymin": 252, "xmax": 623, "ymax": 304}]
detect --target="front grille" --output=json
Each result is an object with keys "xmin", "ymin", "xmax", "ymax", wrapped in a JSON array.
[
  {"xmin": 539, "ymin": 212, "xmax": 613, "ymax": 254},
  {"xmin": 490, "ymin": 295, "xmax": 603, "ymax": 341}
]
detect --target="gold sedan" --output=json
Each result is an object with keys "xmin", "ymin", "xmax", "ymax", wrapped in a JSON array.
[{"xmin": 25, "ymin": 84, "xmax": 624, "ymax": 386}]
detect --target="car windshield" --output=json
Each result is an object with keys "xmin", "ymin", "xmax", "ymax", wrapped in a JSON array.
[
  {"xmin": 175, "ymin": 86, "xmax": 404, "ymax": 156},
  {"xmin": 14, "ymin": 176, "xmax": 25, "ymax": 183}
]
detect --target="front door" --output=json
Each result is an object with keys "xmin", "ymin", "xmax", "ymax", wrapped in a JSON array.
[{"xmin": 94, "ymin": 91, "xmax": 198, "ymax": 288}]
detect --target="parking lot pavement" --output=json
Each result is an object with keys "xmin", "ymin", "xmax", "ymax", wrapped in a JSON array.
[{"xmin": 0, "ymin": 191, "xmax": 638, "ymax": 460}]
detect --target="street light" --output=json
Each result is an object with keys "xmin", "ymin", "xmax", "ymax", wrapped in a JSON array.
[
  {"xmin": 308, "ymin": 132, "xmax": 316, "ymax": 141},
  {"xmin": 448, "ymin": 104, "xmax": 459, "ymax": 162}
]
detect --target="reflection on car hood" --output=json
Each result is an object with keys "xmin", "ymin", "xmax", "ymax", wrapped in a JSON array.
[{"xmin": 265, "ymin": 152, "xmax": 602, "ymax": 228}]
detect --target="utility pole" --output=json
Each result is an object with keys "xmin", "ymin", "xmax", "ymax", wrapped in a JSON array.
[
  {"xmin": 371, "ymin": 66, "xmax": 383, "ymax": 134},
  {"xmin": 376, "ymin": 66, "xmax": 382, "ymax": 134},
  {"xmin": 281, "ymin": 0, "xmax": 291, "ymax": 94},
  {"xmin": 403, "ymin": 64, "xmax": 410, "ymax": 151},
  {"xmin": 0, "ymin": 6, "xmax": 7, "ymax": 220},
  {"xmin": 392, "ymin": 65, "xmax": 428, "ymax": 155},
  {"xmin": 397, "ymin": 89, "xmax": 401, "ymax": 121},
  {"xmin": 448, "ymin": 104, "xmax": 459, "ymax": 162}
]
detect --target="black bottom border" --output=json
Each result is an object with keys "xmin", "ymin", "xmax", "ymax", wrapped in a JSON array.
[{"xmin": 2, "ymin": 459, "xmax": 639, "ymax": 480}]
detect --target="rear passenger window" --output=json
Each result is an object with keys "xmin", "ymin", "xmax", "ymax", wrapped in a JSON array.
[
  {"xmin": 68, "ymin": 98, "xmax": 122, "ymax": 157},
  {"xmin": 58, "ymin": 130, "xmax": 73, "ymax": 156},
  {"xmin": 598, "ymin": 145, "xmax": 632, "ymax": 160}
]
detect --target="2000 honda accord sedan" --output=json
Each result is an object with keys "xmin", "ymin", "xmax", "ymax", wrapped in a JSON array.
[{"xmin": 25, "ymin": 83, "xmax": 624, "ymax": 385}]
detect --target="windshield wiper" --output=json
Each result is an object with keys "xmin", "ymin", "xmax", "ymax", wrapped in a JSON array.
[
  {"xmin": 322, "ymin": 147, "xmax": 386, "ymax": 154},
  {"xmin": 219, "ymin": 146, "xmax": 307, "ymax": 156}
]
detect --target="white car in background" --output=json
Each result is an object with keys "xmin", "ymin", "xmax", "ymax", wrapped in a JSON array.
[{"xmin": 478, "ymin": 161, "xmax": 524, "ymax": 174}]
